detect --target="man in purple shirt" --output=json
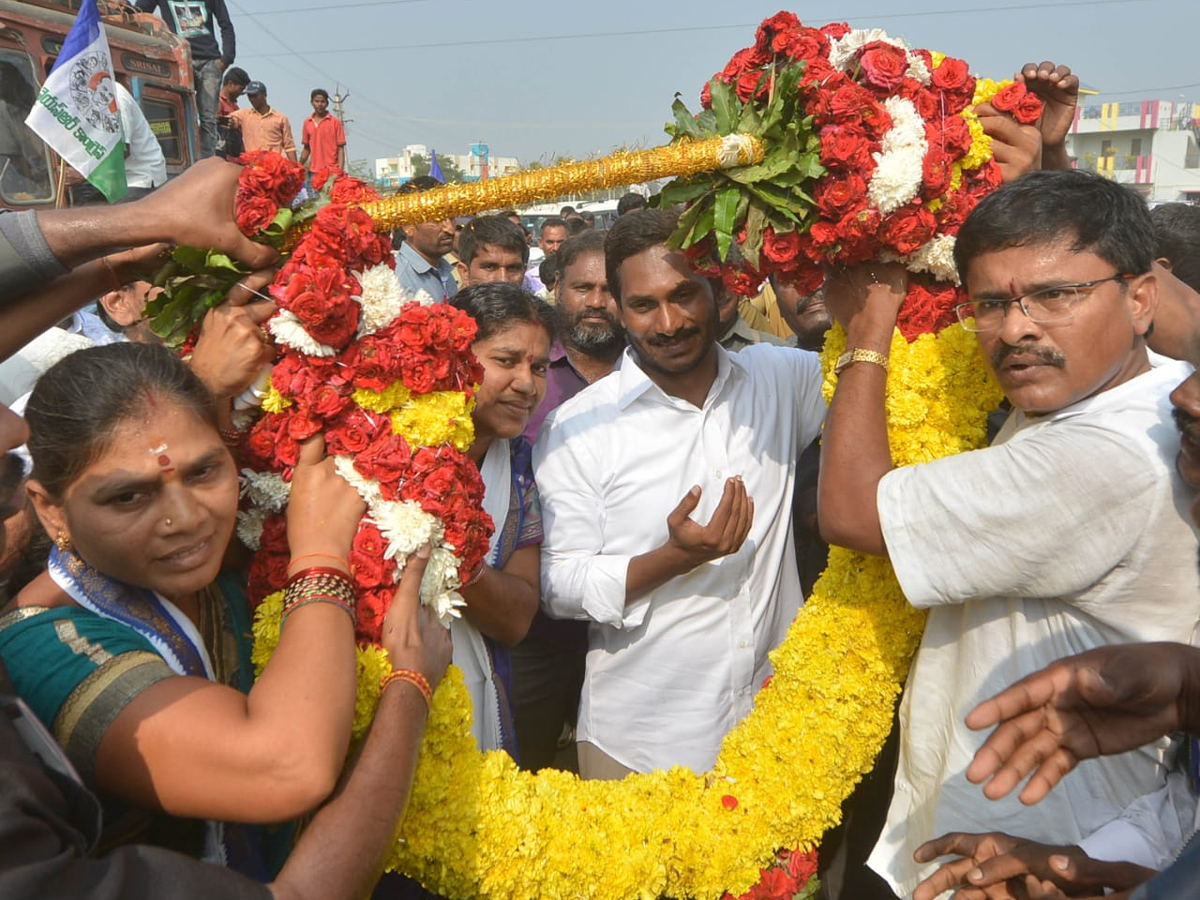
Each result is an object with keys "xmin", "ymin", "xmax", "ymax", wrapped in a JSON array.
[
  {"xmin": 522, "ymin": 230, "xmax": 624, "ymax": 442},
  {"xmin": 513, "ymin": 229, "xmax": 624, "ymax": 771}
]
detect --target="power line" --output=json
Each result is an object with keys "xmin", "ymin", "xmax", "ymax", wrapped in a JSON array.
[
  {"xmin": 242, "ymin": 0, "xmax": 1164, "ymax": 57},
  {"xmin": 240, "ymin": 0, "xmax": 483, "ymax": 14}
]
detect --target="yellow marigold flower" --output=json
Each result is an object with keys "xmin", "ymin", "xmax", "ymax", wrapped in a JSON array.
[
  {"xmin": 930, "ymin": 50, "xmax": 946, "ymax": 68},
  {"xmin": 391, "ymin": 391, "xmax": 476, "ymax": 452},
  {"xmin": 353, "ymin": 381, "xmax": 412, "ymax": 414},
  {"xmin": 261, "ymin": 383, "xmax": 292, "ymax": 413}
]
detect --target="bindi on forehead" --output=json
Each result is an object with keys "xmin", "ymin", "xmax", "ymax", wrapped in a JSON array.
[{"xmin": 149, "ymin": 440, "xmax": 175, "ymax": 476}]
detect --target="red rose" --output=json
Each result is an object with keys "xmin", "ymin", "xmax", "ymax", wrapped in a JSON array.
[
  {"xmin": 310, "ymin": 383, "xmax": 350, "ymax": 419},
  {"xmin": 1013, "ymin": 92, "xmax": 1044, "ymax": 125},
  {"xmin": 235, "ymin": 194, "xmax": 278, "ymax": 236},
  {"xmin": 988, "ymin": 82, "xmax": 1028, "ymax": 114},
  {"xmin": 879, "ymin": 206, "xmax": 938, "ymax": 255},
  {"xmin": 355, "ymin": 587, "xmax": 393, "ymax": 644},
  {"xmin": 700, "ymin": 81, "xmax": 713, "ymax": 109},
  {"xmin": 798, "ymin": 57, "xmax": 837, "ymax": 90},
  {"xmin": 929, "ymin": 115, "xmax": 973, "ymax": 158},
  {"xmin": 829, "ymin": 83, "xmax": 877, "ymax": 124},
  {"xmin": 354, "ymin": 431, "xmax": 412, "ymax": 484},
  {"xmin": 330, "ymin": 177, "xmax": 380, "ymax": 205},
  {"xmin": 819, "ymin": 125, "xmax": 874, "ymax": 171},
  {"xmin": 325, "ymin": 411, "xmax": 374, "ymax": 456},
  {"xmin": 809, "ymin": 221, "xmax": 840, "ymax": 253},
  {"xmin": 772, "ymin": 27, "xmax": 829, "ymax": 63},
  {"xmin": 858, "ymin": 42, "xmax": 909, "ymax": 92},
  {"xmin": 754, "ymin": 11, "xmax": 801, "ymax": 53},
  {"xmin": 349, "ymin": 546, "xmax": 387, "ymax": 589},
  {"xmin": 931, "ymin": 57, "xmax": 971, "ymax": 93},
  {"xmin": 762, "ymin": 227, "xmax": 803, "ymax": 265},
  {"xmin": 815, "ymin": 173, "xmax": 867, "ymax": 219},
  {"xmin": 898, "ymin": 280, "xmax": 960, "ymax": 340},
  {"xmin": 735, "ymin": 69, "xmax": 766, "ymax": 102},
  {"xmin": 721, "ymin": 46, "xmax": 766, "ymax": 80},
  {"xmin": 835, "ymin": 208, "xmax": 882, "ymax": 263},
  {"xmin": 821, "ymin": 22, "xmax": 851, "ymax": 40},
  {"xmin": 921, "ymin": 148, "xmax": 953, "ymax": 199},
  {"xmin": 245, "ymin": 420, "xmax": 278, "ymax": 467},
  {"xmin": 907, "ymin": 85, "xmax": 945, "ymax": 120},
  {"xmin": 286, "ymin": 411, "xmax": 323, "ymax": 441}
]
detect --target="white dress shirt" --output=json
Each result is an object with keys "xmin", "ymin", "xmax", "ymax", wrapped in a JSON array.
[
  {"xmin": 868, "ymin": 355, "xmax": 1200, "ymax": 897},
  {"xmin": 115, "ymin": 84, "xmax": 167, "ymax": 190},
  {"xmin": 534, "ymin": 343, "xmax": 825, "ymax": 773}
]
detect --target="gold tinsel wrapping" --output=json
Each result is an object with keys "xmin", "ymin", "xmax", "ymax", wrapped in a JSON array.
[{"xmin": 286, "ymin": 136, "xmax": 763, "ymax": 248}]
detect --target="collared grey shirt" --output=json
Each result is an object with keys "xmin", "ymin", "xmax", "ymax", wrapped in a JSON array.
[{"xmin": 395, "ymin": 241, "xmax": 457, "ymax": 304}]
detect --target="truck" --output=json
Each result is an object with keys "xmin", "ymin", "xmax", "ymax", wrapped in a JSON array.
[{"xmin": 0, "ymin": 0, "xmax": 199, "ymax": 211}]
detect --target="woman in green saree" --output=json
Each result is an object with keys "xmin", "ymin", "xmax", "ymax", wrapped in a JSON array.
[{"xmin": 0, "ymin": 341, "xmax": 416, "ymax": 878}]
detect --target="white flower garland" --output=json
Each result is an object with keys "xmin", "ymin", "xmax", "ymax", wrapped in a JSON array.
[
  {"xmin": 267, "ymin": 310, "xmax": 336, "ymax": 357},
  {"xmin": 355, "ymin": 264, "xmax": 410, "ymax": 337}
]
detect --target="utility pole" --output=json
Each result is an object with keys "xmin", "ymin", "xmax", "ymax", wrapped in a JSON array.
[{"xmin": 332, "ymin": 86, "xmax": 351, "ymax": 158}]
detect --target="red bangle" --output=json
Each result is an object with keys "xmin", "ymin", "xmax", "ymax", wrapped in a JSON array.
[
  {"xmin": 381, "ymin": 668, "xmax": 433, "ymax": 708},
  {"xmin": 288, "ymin": 553, "xmax": 350, "ymax": 573}
]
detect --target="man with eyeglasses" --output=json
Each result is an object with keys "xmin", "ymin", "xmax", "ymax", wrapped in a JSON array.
[{"xmin": 817, "ymin": 169, "xmax": 1200, "ymax": 899}]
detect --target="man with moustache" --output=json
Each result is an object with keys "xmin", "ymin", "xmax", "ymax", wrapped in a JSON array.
[
  {"xmin": 768, "ymin": 275, "xmax": 833, "ymax": 352},
  {"xmin": 534, "ymin": 209, "xmax": 825, "ymax": 778},
  {"xmin": 395, "ymin": 176, "xmax": 457, "ymax": 303},
  {"xmin": 817, "ymin": 170, "xmax": 1200, "ymax": 898},
  {"xmin": 511, "ymin": 230, "xmax": 623, "ymax": 771}
]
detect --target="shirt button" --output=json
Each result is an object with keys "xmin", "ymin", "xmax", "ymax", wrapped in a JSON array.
[
  {"xmin": 738, "ymin": 640, "xmax": 748, "ymax": 649},
  {"xmin": 715, "ymin": 469, "xmax": 722, "ymax": 479}
]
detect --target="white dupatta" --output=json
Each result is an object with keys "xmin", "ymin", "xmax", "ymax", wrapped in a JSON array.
[{"xmin": 450, "ymin": 438, "xmax": 509, "ymax": 752}]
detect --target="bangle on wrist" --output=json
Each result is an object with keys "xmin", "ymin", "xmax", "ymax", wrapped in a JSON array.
[
  {"xmin": 381, "ymin": 668, "xmax": 433, "ymax": 709},
  {"xmin": 834, "ymin": 348, "xmax": 889, "ymax": 376},
  {"xmin": 288, "ymin": 552, "xmax": 350, "ymax": 574},
  {"xmin": 99, "ymin": 255, "xmax": 123, "ymax": 293},
  {"xmin": 282, "ymin": 567, "xmax": 357, "ymax": 627},
  {"xmin": 464, "ymin": 560, "xmax": 487, "ymax": 587}
]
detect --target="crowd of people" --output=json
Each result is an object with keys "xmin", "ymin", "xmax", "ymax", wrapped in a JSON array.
[{"xmin": 2, "ymin": 48, "xmax": 1200, "ymax": 900}]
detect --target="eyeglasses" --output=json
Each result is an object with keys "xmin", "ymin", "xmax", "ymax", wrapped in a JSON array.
[{"xmin": 955, "ymin": 273, "xmax": 1131, "ymax": 332}]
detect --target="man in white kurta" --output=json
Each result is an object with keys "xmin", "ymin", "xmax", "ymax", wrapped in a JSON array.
[
  {"xmin": 534, "ymin": 209, "xmax": 825, "ymax": 775},
  {"xmin": 817, "ymin": 169, "xmax": 1200, "ymax": 898}
]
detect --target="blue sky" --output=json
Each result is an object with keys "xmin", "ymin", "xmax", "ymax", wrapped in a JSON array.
[{"xmin": 225, "ymin": 0, "xmax": 1200, "ymax": 171}]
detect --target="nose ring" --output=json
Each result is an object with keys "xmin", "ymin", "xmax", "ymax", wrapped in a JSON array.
[{"xmin": 165, "ymin": 518, "xmax": 173, "ymax": 526}]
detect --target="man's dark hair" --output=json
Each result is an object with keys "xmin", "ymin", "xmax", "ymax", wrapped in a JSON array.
[
  {"xmin": 604, "ymin": 208, "xmax": 679, "ymax": 302},
  {"xmin": 579, "ymin": 211, "xmax": 596, "ymax": 226},
  {"xmin": 457, "ymin": 215, "xmax": 529, "ymax": 266},
  {"xmin": 954, "ymin": 170, "xmax": 1156, "ymax": 288},
  {"xmin": 1150, "ymin": 203, "xmax": 1200, "ymax": 293},
  {"xmin": 311, "ymin": 88, "xmax": 329, "ymax": 102},
  {"xmin": 558, "ymin": 229, "xmax": 606, "ymax": 278},
  {"xmin": 617, "ymin": 192, "xmax": 647, "ymax": 216},
  {"xmin": 566, "ymin": 217, "xmax": 590, "ymax": 237},
  {"xmin": 223, "ymin": 66, "xmax": 250, "ymax": 87},
  {"xmin": 538, "ymin": 255, "xmax": 557, "ymax": 288},
  {"xmin": 398, "ymin": 175, "xmax": 441, "ymax": 195},
  {"xmin": 451, "ymin": 282, "xmax": 554, "ymax": 343},
  {"xmin": 540, "ymin": 216, "xmax": 567, "ymax": 236},
  {"xmin": 559, "ymin": 205, "xmax": 577, "ymax": 217}
]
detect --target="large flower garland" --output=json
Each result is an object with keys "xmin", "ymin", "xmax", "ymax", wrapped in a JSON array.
[{"xmin": 179, "ymin": 13, "xmax": 1032, "ymax": 899}]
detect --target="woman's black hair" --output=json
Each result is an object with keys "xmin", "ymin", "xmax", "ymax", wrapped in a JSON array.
[{"xmin": 450, "ymin": 282, "xmax": 555, "ymax": 344}]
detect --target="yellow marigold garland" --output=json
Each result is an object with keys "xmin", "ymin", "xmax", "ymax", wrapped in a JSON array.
[{"xmin": 250, "ymin": 324, "xmax": 1001, "ymax": 900}]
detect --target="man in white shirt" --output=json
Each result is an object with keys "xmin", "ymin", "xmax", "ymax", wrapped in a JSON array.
[
  {"xmin": 817, "ymin": 169, "xmax": 1200, "ymax": 898},
  {"xmin": 534, "ymin": 208, "xmax": 826, "ymax": 778}
]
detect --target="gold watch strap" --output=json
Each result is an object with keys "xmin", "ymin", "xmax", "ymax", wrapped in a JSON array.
[{"xmin": 834, "ymin": 348, "xmax": 889, "ymax": 375}]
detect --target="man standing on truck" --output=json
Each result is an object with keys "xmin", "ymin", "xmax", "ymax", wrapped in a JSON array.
[{"xmin": 133, "ymin": 0, "xmax": 236, "ymax": 160}]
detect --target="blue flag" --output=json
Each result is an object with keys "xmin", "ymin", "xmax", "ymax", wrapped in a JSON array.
[{"xmin": 429, "ymin": 149, "xmax": 445, "ymax": 183}]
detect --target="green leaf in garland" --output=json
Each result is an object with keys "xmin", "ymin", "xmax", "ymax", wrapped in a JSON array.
[
  {"xmin": 204, "ymin": 250, "xmax": 242, "ymax": 273},
  {"xmin": 714, "ymin": 187, "xmax": 740, "ymax": 261},
  {"xmin": 670, "ymin": 95, "xmax": 704, "ymax": 140},
  {"xmin": 710, "ymin": 78, "xmax": 740, "ymax": 135}
]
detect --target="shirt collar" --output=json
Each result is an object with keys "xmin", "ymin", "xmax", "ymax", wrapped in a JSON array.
[
  {"xmin": 616, "ymin": 343, "xmax": 734, "ymax": 411},
  {"xmin": 399, "ymin": 240, "xmax": 437, "ymax": 274},
  {"xmin": 721, "ymin": 315, "xmax": 761, "ymax": 346}
]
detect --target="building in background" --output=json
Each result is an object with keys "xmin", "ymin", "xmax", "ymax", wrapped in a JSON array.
[
  {"xmin": 374, "ymin": 142, "xmax": 519, "ymax": 189},
  {"xmin": 1067, "ymin": 98, "xmax": 1200, "ymax": 202}
]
